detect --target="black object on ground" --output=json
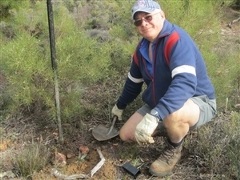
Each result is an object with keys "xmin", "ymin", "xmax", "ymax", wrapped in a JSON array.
[{"xmin": 122, "ymin": 162, "xmax": 141, "ymax": 178}]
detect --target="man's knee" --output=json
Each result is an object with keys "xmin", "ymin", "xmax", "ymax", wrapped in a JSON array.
[
  {"xmin": 119, "ymin": 128, "xmax": 130, "ymax": 141},
  {"xmin": 163, "ymin": 99, "xmax": 200, "ymax": 128},
  {"xmin": 119, "ymin": 112, "xmax": 143, "ymax": 142}
]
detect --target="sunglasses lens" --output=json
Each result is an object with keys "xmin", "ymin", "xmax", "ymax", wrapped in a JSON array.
[
  {"xmin": 145, "ymin": 15, "xmax": 152, "ymax": 22},
  {"xmin": 134, "ymin": 15, "xmax": 153, "ymax": 26},
  {"xmin": 134, "ymin": 19, "xmax": 142, "ymax": 26}
]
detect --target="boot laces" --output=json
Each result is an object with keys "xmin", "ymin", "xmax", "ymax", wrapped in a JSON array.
[{"xmin": 159, "ymin": 144, "xmax": 181, "ymax": 164}]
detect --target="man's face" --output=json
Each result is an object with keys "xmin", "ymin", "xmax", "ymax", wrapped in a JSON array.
[{"xmin": 134, "ymin": 10, "xmax": 164, "ymax": 42}]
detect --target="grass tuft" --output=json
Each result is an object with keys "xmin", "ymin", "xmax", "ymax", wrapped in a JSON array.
[{"xmin": 13, "ymin": 143, "xmax": 50, "ymax": 178}]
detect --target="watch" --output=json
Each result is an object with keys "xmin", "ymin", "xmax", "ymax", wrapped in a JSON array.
[{"xmin": 150, "ymin": 109, "xmax": 160, "ymax": 120}]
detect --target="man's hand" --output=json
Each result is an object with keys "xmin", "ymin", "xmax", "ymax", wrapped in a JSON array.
[
  {"xmin": 135, "ymin": 113, "xmax": 159, "ymax": 144},
  {"xmin": 111, "ymin": 104, "xmax": 123, "ymax": 120}
]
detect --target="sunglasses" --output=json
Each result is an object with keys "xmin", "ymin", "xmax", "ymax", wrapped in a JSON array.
[{"xmin": 134, "ymin": 12, "xmax": 159, "ymax": 27}]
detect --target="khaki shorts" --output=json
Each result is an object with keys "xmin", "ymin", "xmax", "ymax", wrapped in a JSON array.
[{"xmin": 137, "ymin": 95, "xmax": 217, "ymax": 129}]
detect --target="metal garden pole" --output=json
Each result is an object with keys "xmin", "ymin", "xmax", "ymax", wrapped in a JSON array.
[{"xmin": 47, "ymin": 0, "xmax": 64, "ymax": 143}]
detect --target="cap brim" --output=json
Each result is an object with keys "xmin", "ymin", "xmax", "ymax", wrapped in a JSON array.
[{"xmin": 132, "ymin": 9, "xmax": 153, "ymax": 19}]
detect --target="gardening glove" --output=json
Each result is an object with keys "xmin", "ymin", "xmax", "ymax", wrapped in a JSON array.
[
  {"xmin": 111, "ymin": 104, "xmax": 123, "ymax": 120},
  {"xmin": 135, "ymin": 113, "xmax": 159, "ymax": 145}
]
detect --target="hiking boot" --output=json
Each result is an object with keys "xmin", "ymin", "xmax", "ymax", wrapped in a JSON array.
[{"xmin": 149, "ymin": 142, "xmax": 183, "ymax": 177}]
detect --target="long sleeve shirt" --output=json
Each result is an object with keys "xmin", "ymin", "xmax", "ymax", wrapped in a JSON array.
[{"xmin": 117, "ymin": 20, "xmax": 215, "ymax": 120}]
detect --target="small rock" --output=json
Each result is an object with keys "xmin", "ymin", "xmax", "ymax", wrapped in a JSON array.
[
  {"xmin": 54, "ymin": 152, "xmax": 67, "ymax": 167},
  {"xmin": 66, "ymin": 152, "xmax": 75, "ymax": 159},
  {"xmin": 79, "ymin": 145, "xmax": 89, "ymax": 155}
]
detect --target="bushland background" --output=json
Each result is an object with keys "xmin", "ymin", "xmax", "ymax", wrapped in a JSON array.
[{"xmin": 0, "ymin": 0, "xmax": 240, "ymax": 179}]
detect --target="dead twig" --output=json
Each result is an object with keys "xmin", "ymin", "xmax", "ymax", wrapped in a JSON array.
[
  {"xmin": 90, "ymin": 148, "xmax": 105, "ymax": 177},
  {"xmin": 51, "ymin": 148, "xmax": 105, "ymax": 179},
  {"xmin": 51, "ymin": 168, "xmax": 89, "ymax": 179},
  {"xmin": 227, "ymin": 16, "xmax": 240, "ymax": 28}
]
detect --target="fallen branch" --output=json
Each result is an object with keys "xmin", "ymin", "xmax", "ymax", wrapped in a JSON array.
[
  {"xmin": 51, "ymin": 168, "xmax": 89, "ymax": 180},
  {"xmin": 51, "ymin": 148, "xmax": 105, "ymax": 179},
  {"xmin": 90, "ymin": 148, "xmax": 105, "ymax": 177},
  {"xmin": 227, "ymin": 16, "xmax": 240, "ymax": 28}
]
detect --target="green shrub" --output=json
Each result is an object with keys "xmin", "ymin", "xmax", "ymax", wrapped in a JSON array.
[
  {"xmin": 0, "ymin": 0, "xmax": 117, "ymax": 120},
  {"xmin": 0, "ymin": 32, "xmax": 54, "ymax": 113}
]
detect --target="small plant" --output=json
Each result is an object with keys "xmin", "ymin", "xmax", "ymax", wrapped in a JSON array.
[{"xmin": 13, "ymin": 143, "xmax": 50, "ymax": 178}]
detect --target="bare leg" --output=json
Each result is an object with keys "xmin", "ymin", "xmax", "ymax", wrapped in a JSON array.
[
  {"xmin": 119, "ymin": 112, "xmax": 143, "ymax": 142},
  {"xmin": 119, "ymin": 99, "xmax": 200, "ymax": 143},
  {"xmin": 163, "ymin": 99, "xmax": 200, "ymax": 143}
]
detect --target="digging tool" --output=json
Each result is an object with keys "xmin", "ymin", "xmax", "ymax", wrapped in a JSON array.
[{"xmin": 92, "ymin": 116, "xmax": 119, "ymax": 141}]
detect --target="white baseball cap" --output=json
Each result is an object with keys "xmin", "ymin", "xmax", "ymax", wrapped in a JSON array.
[{"xmin": 132, "ymin": 0, "xmax": 161, "ymax": 20}]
